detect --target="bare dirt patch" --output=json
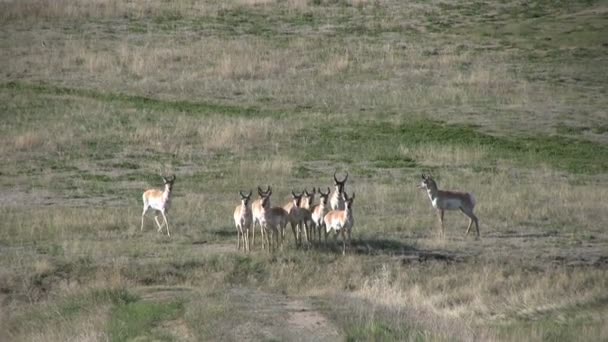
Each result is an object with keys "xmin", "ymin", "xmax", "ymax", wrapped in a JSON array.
[{"xmin": 225, "ymin": 287, "xmax": 342, "ymax": 342}]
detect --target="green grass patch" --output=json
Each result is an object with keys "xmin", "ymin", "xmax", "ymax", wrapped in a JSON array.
[
  {"xmin": 108, "ymin": 299, "xmax": 184, "ymax": 342},
  {"xmin": 299, "ymin": 120, "xmax": 608, "ymax": 174},
  {"xmin": 2, "ymin": 81, "xmax": 265, "ymax": 118}
]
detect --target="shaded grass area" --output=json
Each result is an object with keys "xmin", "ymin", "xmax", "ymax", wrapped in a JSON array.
[{"xmin": 1, "ymin": 81, "xmax": 266, "ymax": 119}]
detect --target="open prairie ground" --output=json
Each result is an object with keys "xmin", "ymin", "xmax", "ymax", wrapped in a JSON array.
[{"xmin": 1, "ymin": 0, "xmax": 607, "ymax": 341}]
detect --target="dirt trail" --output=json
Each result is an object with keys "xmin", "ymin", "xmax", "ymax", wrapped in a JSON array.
[{"xmin": 227, "ymin": 287, "xmax": 342, "ymax": 342}]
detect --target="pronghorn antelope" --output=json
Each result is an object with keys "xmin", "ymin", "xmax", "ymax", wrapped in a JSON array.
[
  {"xmin": 300, "ymin": 188, "xmax": 316, "ymax": 243},
  {"xmin": 252, "ymin": 186, "xmax": 271, "ymax": 249},
  {"xmin": 140, "ymin": 175, "xmax": 176, "ymax": 237},
  {"xmin": 323, "ymin": 192, "xmax": 355, "ymax": 255},
  {"xmin": 234, "ymin": 190, "xmax": 253, "ymax": 252},
  {"xmin": 310, "ymin": 187, "xmax": 331, "ymax": 243},
  {"xmin": 283, "ymin": 191, "xmax": 309, "ymax": 246},
  {"xmin": 261, "ymin": 194, "xmax": 288, "ymax": 252},
  {"xmin": 330, "ymin": 171, "xmax": 348, "ymax": 210},
  {"xmin": 418, "ymin": 174, "xmax": 480, "ymax": 238}
]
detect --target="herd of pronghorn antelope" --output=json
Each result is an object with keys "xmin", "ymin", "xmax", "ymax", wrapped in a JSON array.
[{"xmin": 141, "ymin": 171, "xmax": 480, "ymax": 254}]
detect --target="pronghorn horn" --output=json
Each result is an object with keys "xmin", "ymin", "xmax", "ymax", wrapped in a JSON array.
[
  {"xmin": 333, "ymin": 171, "xmax": 339, "ymax": 183},
  {"xmin": 239, "ymin": 190, "xmax": 247, "ymax": 198},
  {"xmin": 247, "ymin": 190, "xmax": 252, "ymax": 198},
  {"xmin": 343, "ymin": 172, "xmax": 348, "ymax": 182}
]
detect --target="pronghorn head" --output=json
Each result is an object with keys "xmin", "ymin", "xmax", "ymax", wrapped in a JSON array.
[
  {"xmin": 162, "ymin": 175, "xmax": 176, "ymax": 191},
  {"xmin": 302, "ymin": 187, "xmax": 317, "ymax": 207},
  {"xmin": 318, "ymin": 187, "xmax": 331, "ymax": 205},
  {"xmin": 239, "ymin": 190, "xmax": 253, "ymax": 206},
  {"xmin": 291, "ymin": 191, "xmax": 303, "ymax": 207},
  {"xmin": 257, "ymin": 185, "xmax": 272, "ymax": 198},
  {"xmin": 261, "ymin": 191, "xmax": 273, "ymax": 209},
  {"xmin": 333, "ymin": 171, "xmax": 348, "ymax": 194},
  {"xmin": 418, "ymin": 174, "xmax": 437, "ymax": 191},
  {"xmin": 344, "ymin": 192, "xmax": 355, "ymax": 210}
]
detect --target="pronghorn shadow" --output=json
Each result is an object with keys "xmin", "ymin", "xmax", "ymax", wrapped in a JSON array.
[
  {"xmin": 318, "ymin": 238, "xmax": 468, "ymax": 264},
  {"xmin": 208, "ymin": 228, "xmax": 235, "ymax": 238},
  {"xmin": 349, "ymin": 238, "xmax": 417, "ymax": 255},
  {"xmin": 484, "ymin": 230, "xmax": 559, "ymax": 239}
]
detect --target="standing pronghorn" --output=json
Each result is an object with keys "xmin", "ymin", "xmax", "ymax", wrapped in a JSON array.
[
  {"xmin": 330, "ymin": 171, "xmax": 348, "ymax": 210},
  {"xmin": 300, "ymin": 188, "xmax": 316, "ymax": 243},
  {"xmin": 310, "ymin": 187, "xmax": 331, "ymax": 243},
  {"xmin": 283, "ymin": 191, "xmax": 308, "ymax": 247},
  {"xmin": 418, "ymin": 174, "xmax": 479, "ymax": 238},
  {"xmin": 234, "ymin": 190, "xmax": 253, "ymax": 252},
  {"xmin": 251, "ymin": 186, "xmax": 271, "ymax": 249},
  {"xmin": 260, "ymin": 193, "xmax": 288, "ymax": 252},
  {"xmin": 140, "ymin": 175, "xmax": 176, "ymax": 237},
  {"xmin": 324, "ymin": 192, "xmax": 355, "ymax": 255}
]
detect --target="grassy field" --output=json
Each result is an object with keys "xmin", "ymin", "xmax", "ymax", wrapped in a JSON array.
[{"xmin": 1, "ymin": 0, "xmax": 607, "ymax": 341}]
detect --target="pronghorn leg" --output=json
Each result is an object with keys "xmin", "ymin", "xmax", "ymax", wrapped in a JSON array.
[
  {"xmin": 347, "ymin": 228, "xmax": 352, "ymax": 253},
  {"xmin": 461, "ymin": 208, "xmax": 480, "ymax": 238},
  {"xmin": 251, "ymin": 221, "xmax": 256, "ymax": 247},
  {"xmin": 154, "ymin": 215, "xmax": 164, "ymax": 231},
  {"xmin": 161, "ymin": 212, "xmax": 170, "ymax": 237},
  {"xmin": 301, "ymin": 221, "xmax": 309, "ymax": 246},
  {"xmin": 141, "ymin": 207, "xmax": 148, "ymax": 231},
  {"xmin": 241, "ymin": 227, "xmax": 246, "ymax": 251},
  {"xmin": 291, "ymin": 222, "xmax": 298, "ymax": 247},
  {"xmin": 245, "ymin": 228, "xmax": 250, "ymax": 252},
  {"xmin": 236, "ymin": 226, "xmax": 241, "ymax": 250},
  {"xmin": 438, "ymin": 209, "xmax": 445, "ymax": 237},
  {"xmin": 318, "ymin": 224, "xmax": 323, "ymax": 244},
  {"xmin": 340, "ymin": 228, "xmax": 346, "ymax": 255}
]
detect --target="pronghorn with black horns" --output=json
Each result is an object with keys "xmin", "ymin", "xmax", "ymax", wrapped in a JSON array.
[
  {"xmin": 234, "ymin": 190, "xmax": 253, "ymax": 252},
  {"xmin": 251, "ymin": 186, "xmax": 271, "ymax": 249},
  {"xmin": 418, "ymin": 174, "xmax": 480, "ymax": 238},
  {"xmin": 140, "ymin": 175, "xmax": 176, "ymax": 237},
  {"xmin": 330, "ymin": 171, "xmax": 348, "ymax": 211},
  {"xmin": 324, "ymin": 192, "xmax": 355, "ymax": 255}
]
